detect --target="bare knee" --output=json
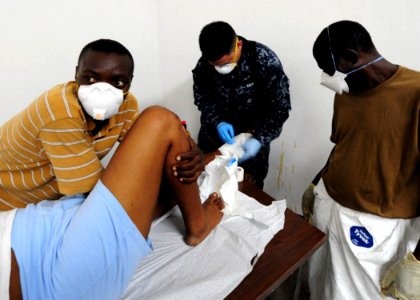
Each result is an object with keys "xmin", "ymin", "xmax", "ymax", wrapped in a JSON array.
[
  {"xmin": 130, "ymin": 106, "xmax": 188, "ymax": 146},
  {"xmin": 142, "ymin": 105, "xmax": 179, "ymax": 123},
  {"xmin": 135, "ymin": 105, "xmax": 180, "ymax": 130}
]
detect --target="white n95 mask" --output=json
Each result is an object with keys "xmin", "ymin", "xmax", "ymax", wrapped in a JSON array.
[
  {"xmin": 320, "ymin": 71, "xmax": 349, "ymax": 95},
  {"xmin": 78, "ymin": 82, "xmax": 124, "ymax": 120},
  {"xmin": 320, "ymin": 55, "xmax": 384, "ymax": 95},
  {"xmin": 215, "ymin": 63, "xmax": 237, "ymax": 75}
]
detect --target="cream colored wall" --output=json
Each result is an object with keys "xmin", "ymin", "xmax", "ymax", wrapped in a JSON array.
[
  {"xmin": 1, "ymin": 0, "xmax": 420, "ymax": 213},
  {"xmin": 0, "ymin": 0, "xmax": 161, "ymax": 118}
]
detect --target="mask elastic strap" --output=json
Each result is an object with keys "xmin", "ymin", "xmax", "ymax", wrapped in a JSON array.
[
  {"xmin": 346, "ymin": 56, "xmax": 384, "ymax": 76},
  {"xmin": 326, "ymin": 26, "xmax": 384, "ymax": 75},
  {"xmin": 326, "ymin": 27, "xmax": 337, "ymax": 71}
]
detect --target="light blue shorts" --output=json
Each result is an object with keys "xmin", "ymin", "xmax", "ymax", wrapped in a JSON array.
[{"xmin": 11, "ymin": 180, "xmax": 152, "ymax": 300}]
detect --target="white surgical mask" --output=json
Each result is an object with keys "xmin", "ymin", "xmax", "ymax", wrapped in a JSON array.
[
  {"xmin": 320, "ymin": 70, "xmax": 349, "ymax": 94},
  {"xmin": 78, "ymin": 82, "xmax": 124, "ymax": 120},
  {"xmin": 320, "ymin": 26, "xmax": 384, "ymax": 94},
  {"xmin": 215, "ymin": 63, "xmax": 237, "ymax": 75},
  {"xmin": 214, "ymin": 38, "xmax": 239, "ymax": 75}
]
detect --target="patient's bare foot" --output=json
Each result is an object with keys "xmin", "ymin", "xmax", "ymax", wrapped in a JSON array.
[{"xmin": 185, "ymin": 193, "xmax": 224, "ymax": 246}]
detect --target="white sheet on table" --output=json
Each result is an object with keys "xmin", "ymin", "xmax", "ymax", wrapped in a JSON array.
[
  {"xmin": 121, "ymin": 154, "xmax": 286, "ymax": 300},
  {"xmin": 121, "ymin": 192, "xmax": 286, "ymax": 300}
]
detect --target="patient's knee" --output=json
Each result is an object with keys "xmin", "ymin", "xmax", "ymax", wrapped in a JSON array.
[{"xmin": 138, "ymin": 105, "xmax": 180, "ymax": 131}]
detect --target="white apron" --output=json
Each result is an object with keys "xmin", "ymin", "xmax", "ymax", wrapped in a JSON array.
[{"xmin": 309, "ymin": 180, "xmax": 420, "ymax": 300}]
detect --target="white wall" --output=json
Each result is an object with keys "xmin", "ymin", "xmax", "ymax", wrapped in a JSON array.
[
  {"xmin": 2, "ymin": 0, "xmax": 420, "ymax": 213},
  {"xmin": 0, "ymin": 0, "xmax": 161, "ymax": 116}
]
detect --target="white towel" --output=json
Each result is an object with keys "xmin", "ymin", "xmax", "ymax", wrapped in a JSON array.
[{"xmin": 0, "ymin": 209, "xmax": 17, "ymax": 300}]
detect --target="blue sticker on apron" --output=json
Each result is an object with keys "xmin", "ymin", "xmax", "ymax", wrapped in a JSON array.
[{"xmin": 350, "ymin": 226, "xmax": 373, "ymax": 248}]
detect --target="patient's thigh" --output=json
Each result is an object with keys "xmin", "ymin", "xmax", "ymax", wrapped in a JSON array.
[
  {"xmin": 12, "ymin": 180, "xmax": 152, "ymax": 300},
  {"xmin": 53, "ymin": 181, "xmax": 152, "ymax": 299}
]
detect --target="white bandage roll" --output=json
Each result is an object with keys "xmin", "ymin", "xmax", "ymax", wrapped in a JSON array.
[
  {"xmin": 236, "ymin": 167, "xmax": 244, "ymax": 182},
  {"xmin": 218, "ymin": 133, "xmax": 252, "ymax": 159}
]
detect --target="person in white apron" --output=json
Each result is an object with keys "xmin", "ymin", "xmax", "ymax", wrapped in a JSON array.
[{"xmin": 303, "ymin": 20, "xmax": 420, "ymax": 300}]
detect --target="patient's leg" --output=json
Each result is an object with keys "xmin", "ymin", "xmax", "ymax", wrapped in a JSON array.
[
  {"xmin": 153, "ymin": 179, "xmax": 177, "ymax": 220},
  {"xmin": 101, "ymin": 105, "xmax": 223, "ymax": 245}
]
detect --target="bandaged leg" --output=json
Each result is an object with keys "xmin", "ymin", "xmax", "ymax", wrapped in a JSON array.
[{"xmin": 218, "ymin": 133, "xmax": 269, "ymax": 188}]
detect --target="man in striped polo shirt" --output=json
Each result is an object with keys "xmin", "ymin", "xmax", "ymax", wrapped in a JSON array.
[
  {"xmin": 6, "ymin": 105, "xmax": 225, "ymax": 300},
  {"xmin": 0, "ymin": 39, "xmax": 204, "ymax": 210}
]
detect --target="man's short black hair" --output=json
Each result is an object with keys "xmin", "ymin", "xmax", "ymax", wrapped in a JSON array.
[
  {"xmin": 78, "ymin": 39, "xmax": 134, "ymax": 72},
  {"xmin": 199, "ymin": 21, "xmax": 237, "ymax": 61},
  {"xmin": 313, "ymin": 20, "xmax": 375, "ymax": 71}
]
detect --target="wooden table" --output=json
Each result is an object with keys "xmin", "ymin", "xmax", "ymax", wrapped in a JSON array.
[{"xmin": 225, "ymin": 182, "xmax": 326, "ymax": 300}]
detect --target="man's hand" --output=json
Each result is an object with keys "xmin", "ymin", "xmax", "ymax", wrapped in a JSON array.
[
  {"xmin": 302, "ymin": 184, "xmax": 315, "ymax": 224},
  {"xmin": 172, "ymin": 137, "xmax": 205, "ymax": 183},
  {"xmin": 381, "ymin": 251, "xmax": 420, "ymax": 299},
  {"xmin": 238, "ymin": 138, "xmax": 261, "ymax": 163},
  {"xmin": 217, "ymin": 122, "xmax": 235, "ymax": 144}
]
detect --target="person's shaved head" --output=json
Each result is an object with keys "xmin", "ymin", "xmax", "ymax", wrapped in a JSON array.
[{"xmin": 313, "ymin": 20, "xmax": 376, "ymax": 73}]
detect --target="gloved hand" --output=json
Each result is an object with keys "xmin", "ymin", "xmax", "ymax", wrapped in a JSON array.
[
  {"xmin": 381, "ymin": 251, "xmax": 420, "ymax": 299},
  {"xmin": 238, "ymin": 138, "xmax": 261, "ymax": 163},
  {"xmin": 217, "ymin": 122, "xmax": 235, "ymax": 145},
  {"xmin": 302, "ymin": 184, "xmax": 315, "ymax": 224}
]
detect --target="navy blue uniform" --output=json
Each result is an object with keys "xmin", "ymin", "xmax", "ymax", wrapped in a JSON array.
[{"xmin": 193, "ymin": 37, "xmax": 291, "ymax": 188}]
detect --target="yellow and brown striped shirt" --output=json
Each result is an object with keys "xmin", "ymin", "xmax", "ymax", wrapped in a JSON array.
[{"xmin": 0, "ymin": 81, "xmax": 139, "ymax": 210}]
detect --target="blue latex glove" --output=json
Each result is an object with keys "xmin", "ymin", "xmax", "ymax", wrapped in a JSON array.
[
  {"xmin": 217, "ymin": 122, "xmax": 235, "ymax": 144},
  {"xmin": 239, "ymin": 138, "xmax": 262, "ymax": 163}
]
